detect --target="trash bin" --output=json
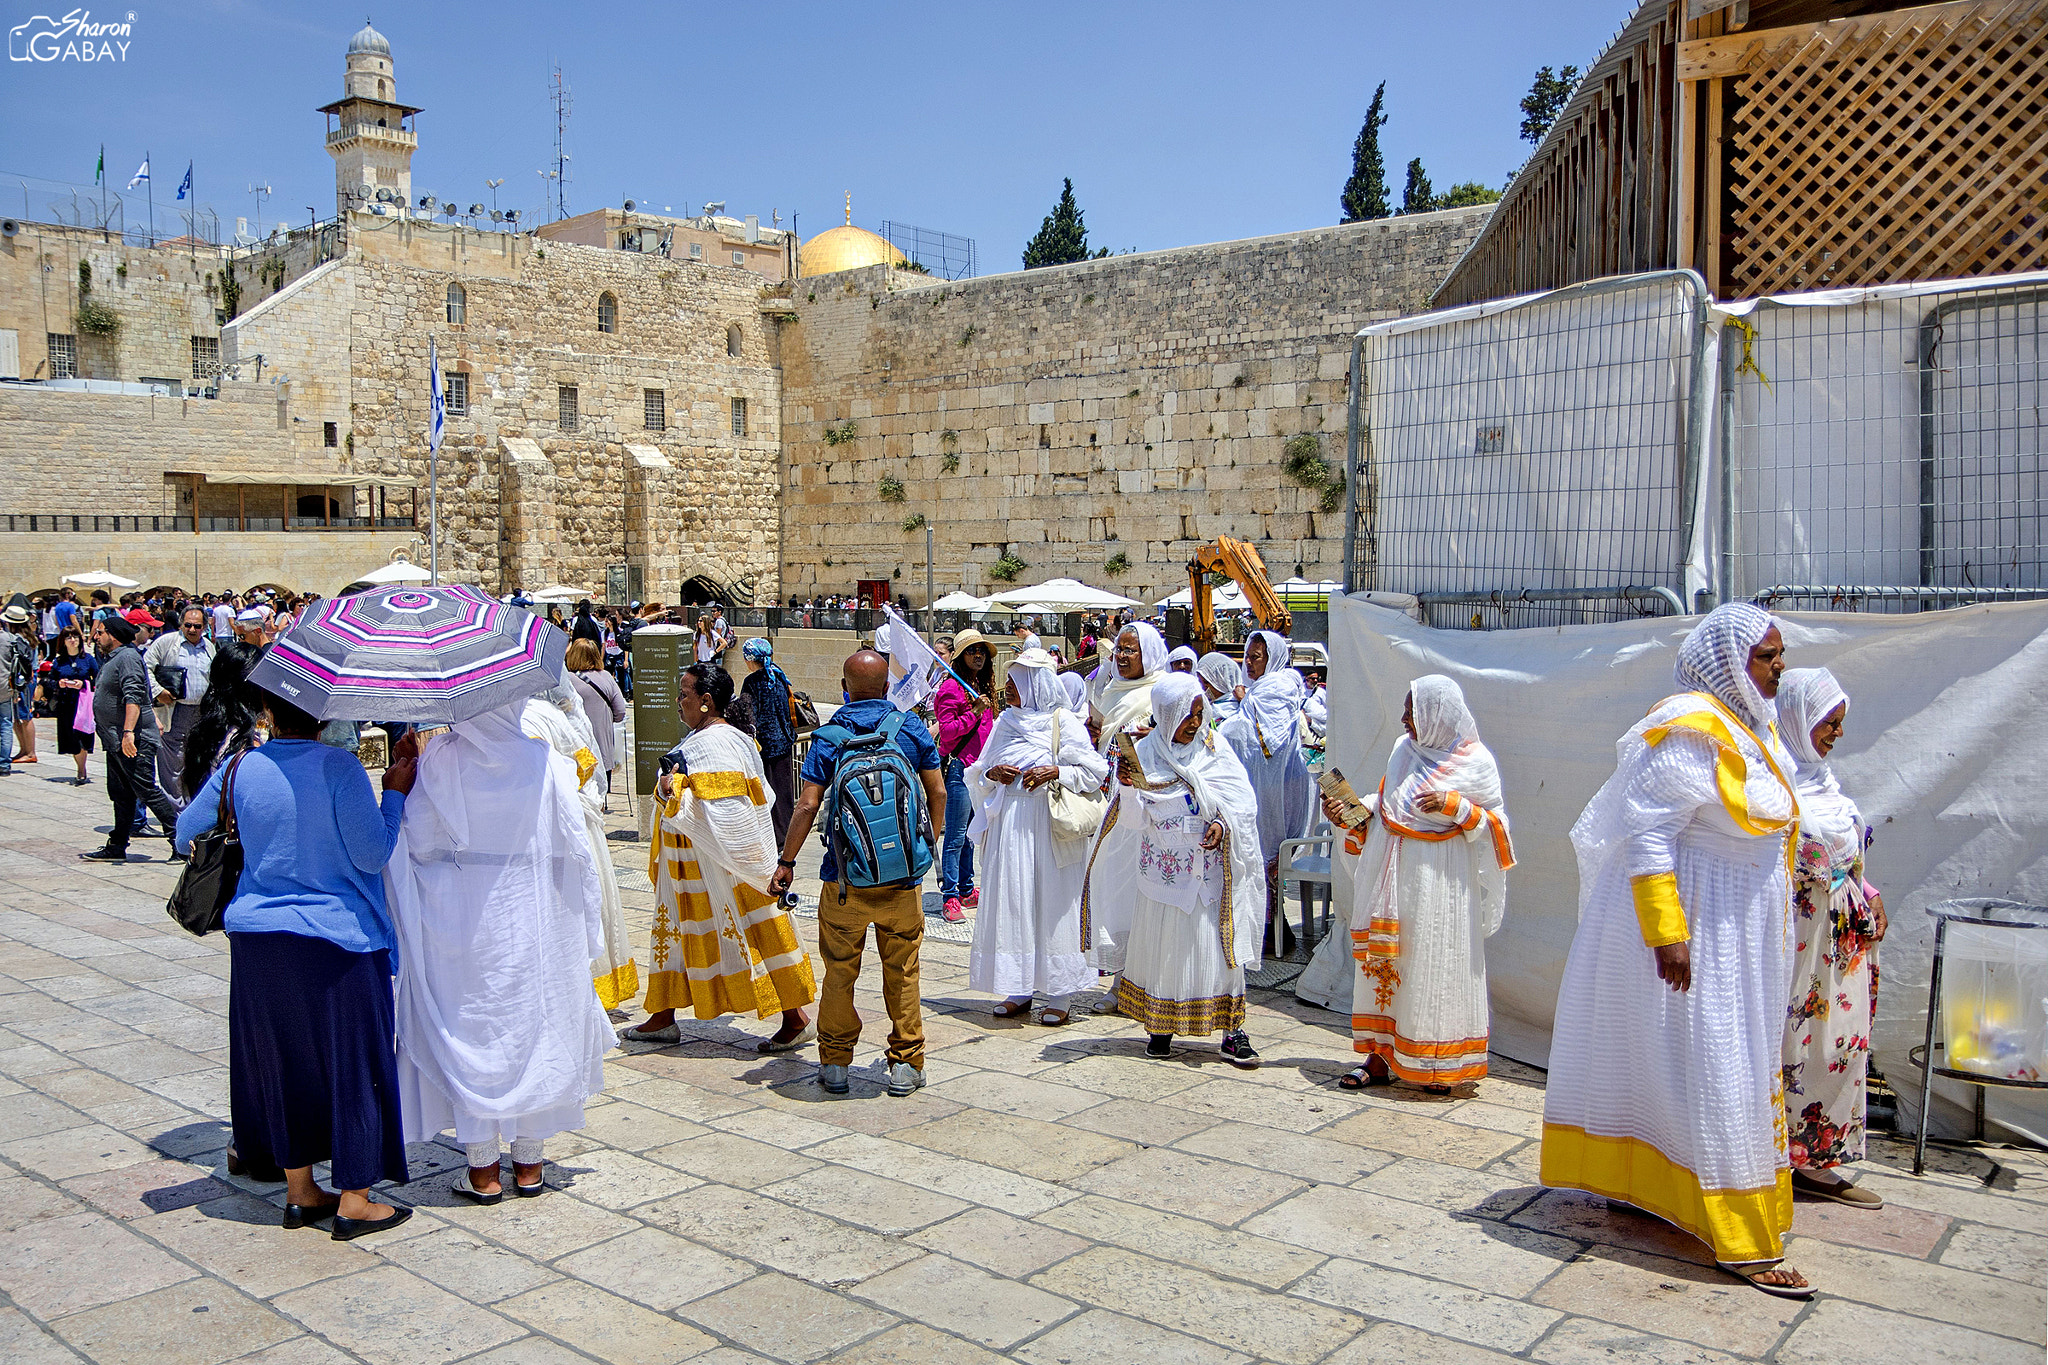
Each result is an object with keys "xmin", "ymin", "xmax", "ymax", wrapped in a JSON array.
[{"xmin": 1912, "ymin": 898, "xmax": 2048, "ymax": 1174}]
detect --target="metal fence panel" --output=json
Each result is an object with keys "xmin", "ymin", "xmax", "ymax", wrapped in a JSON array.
[{"xmin": 1348, "ymin": 270, "xmax": 1709, "ymax": 630}]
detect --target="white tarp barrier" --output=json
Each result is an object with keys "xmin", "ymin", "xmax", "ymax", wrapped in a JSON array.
[{"xmin": 1327, "ymin": 592, "xmax": 2048, "ymax": 1142}]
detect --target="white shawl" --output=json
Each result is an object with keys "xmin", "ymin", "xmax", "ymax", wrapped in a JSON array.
[
  {"xmin": 1778, "ymin": 666, "xmax": 1861, "ymax": 872},
  {"xmin": 1087, "ymin": 622, "xmax": 1169, "ymax": 757}
]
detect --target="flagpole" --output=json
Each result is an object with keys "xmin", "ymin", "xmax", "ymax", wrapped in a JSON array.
[
  {"xmin": 428, "ymin": 334, "xmax": 441, "ymax": 585},
  {"xmin": 145, "ymin": 150, "xmax": 154, "ymax": 245}
]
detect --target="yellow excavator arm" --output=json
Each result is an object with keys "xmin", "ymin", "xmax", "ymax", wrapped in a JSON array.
[{"xmin": 1188, "ymin": 536, "xmax": 1291, "ymax": 651}]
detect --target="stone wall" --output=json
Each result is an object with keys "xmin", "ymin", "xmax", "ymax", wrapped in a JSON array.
[
  {"xmin": 0, "ymin": 528, "xmax": 418, "ymax": 597},
  {"xmin": 0, "ymin": 223, "xmax": 224, "ymax": 384},
  {"xmin": 777, "ymin": 206, "xmax": 1492, "ymax": 604}
]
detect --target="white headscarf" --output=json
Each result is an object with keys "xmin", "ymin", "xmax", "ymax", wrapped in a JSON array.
[
  {"xmin": 968, "ymin": 649, "xmax": 1101, "ymax": 846},
  {"xmin": 1088, "ymin": 622, "xmax": 1168, "ymax": 756},
  {"xmin": 1195, "ymin": 650, "xmax": 1241, "ymax": 719},
  {"xmin": 1166, "ymin": 645, "xmax": 1198, "ymax": 673},
  {"xmin": 1777, "ymin": 667, "xmax": 1860, "ymax": 868},
  {"xmin": 1005, "ymin": 647, "xmax": 1067, "ymax": 711},
  {"xmin": 1238, "ymin": 630, "xmax": 1306, "ymax": 755},
  {"xmin": 1058, "ymin": 670, "xmax": 1087, "ymax": 711},
  {"xmin": 1379, "ymin": 676, "xmax": 1513, "ymax": 910},
  {"xmin": 1673, "ymin": 602, "xmax": 1780, "ymax": 733}
]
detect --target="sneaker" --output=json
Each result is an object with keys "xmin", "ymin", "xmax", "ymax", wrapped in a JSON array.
[
  {"xmin": 819, "ymin": 1063, "xmax": 850, "ymax": 1095},
  {"xmin": 960, "ymin": 889, "xmax": 980, "ymax": 909},
  {"xmin": 167, "ymin": 851, "xmax": 188, "ymax": 865},
  {"xmin": 941, "ymin": 897, "xmax": 965, "ymax": 923},
  {"xmin": 1146, "ymin": 1033, "xmax": 1173, "ymax": 1058},
  {"xmin": 1220, "ymin": 1030, "xmax": 1261, "ymax": 1070},
  {"xmin": 886, "ymin": 1062, "xmax": 926, "ymax": 1097},
  {"xmin": 79, "ymin": 845, "xmax": 128, "ymax": 862}
]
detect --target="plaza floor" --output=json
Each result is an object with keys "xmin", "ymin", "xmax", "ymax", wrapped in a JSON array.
[{"xmin": 0, "ymin": 724, "xmax": 2040, "ymax": 1365}]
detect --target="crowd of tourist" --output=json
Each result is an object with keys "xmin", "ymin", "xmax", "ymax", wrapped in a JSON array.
[{"xmin": 3, "ymin": 575, "xmax": 1880, "ymax": 1299}]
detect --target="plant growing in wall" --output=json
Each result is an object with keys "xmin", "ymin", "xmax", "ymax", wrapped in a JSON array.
[
  {"xmin": 878, "ymin": 476, "xmax": 907, "ymax": 503},
  {"xmin": 220, "ymin": 261, "xmax": 242, "ymax": 320},
  {"xmin": 73, "ymin": 261, "xmax": 120, "ymax": 337},
  {"xmin": 941, "ymin": 452, "xmax": 960, "ymax": 474},
  {"xmin": 989, "ymin": 551, "xmax": 1029, "ymax": 582},
  {"xmin": 822, "ymin": 419, "xmax": 858, "ymax": 446},
  {"xmin": 1103, "ymin": 550, "xmax": 1130, "ymax": 576},
  {"xmin": 901, "ymin": 511, "xmax": 927, "ymax": 532}
]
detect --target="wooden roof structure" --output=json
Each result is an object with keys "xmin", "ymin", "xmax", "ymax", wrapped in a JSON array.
[{"xmin": 1433, "ymin": 0, "xmax": 2047, "ymax": 306}]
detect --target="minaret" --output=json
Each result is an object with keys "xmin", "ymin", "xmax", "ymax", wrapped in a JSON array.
[{"xmin": 318, "ymin": 20, "xmax": 423, "ymax": 220}]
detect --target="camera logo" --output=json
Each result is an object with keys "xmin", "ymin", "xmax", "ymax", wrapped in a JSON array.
[{"xmin": 10, "ymin": 9, "xmax": 133, "ymax": 62}]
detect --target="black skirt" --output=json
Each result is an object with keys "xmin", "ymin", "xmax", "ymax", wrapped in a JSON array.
[{"xmin": 228, "ymin": 931, "xmax": 409, "ymax": 1190}]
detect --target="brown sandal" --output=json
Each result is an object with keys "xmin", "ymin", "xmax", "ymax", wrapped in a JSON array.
[
  {"xmin": 992, "ymin": 999, "xmax": 1032, "ymax": 1019},
  {"xmin": 1037, "ymin": 1008, "xmax": 1070, "ymax": 1027}
]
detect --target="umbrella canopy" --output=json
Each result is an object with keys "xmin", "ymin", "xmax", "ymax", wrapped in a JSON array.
[
  {"xmin": 61, "ymin": 570, "xmax": 140, "ymax": 588},
  {"xmin": 1154, "ymin": 581, "xmax": 1249, "ymax": 609},
  {"xmin": 355, "ymin": 559, "xmax": 434, "ymax": 587},
  {"xmin": 248, "ymin": 584, "xmax": 565, "ymax": 723},
  {"xmin": 929, "ymin": 591, "xmax": 987, "ymax": 611},
  {"xmin": 983, "ymin": 577, "xmax": 1139, "ymax": 609},
  {"xmin": 529, "ymin": 585, "xmax": 590, "ymax": 604}
]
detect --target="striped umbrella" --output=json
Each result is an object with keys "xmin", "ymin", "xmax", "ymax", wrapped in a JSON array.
[{"xmin": 248, "ymin": 584, "xmax": 565, "ymax": 723}]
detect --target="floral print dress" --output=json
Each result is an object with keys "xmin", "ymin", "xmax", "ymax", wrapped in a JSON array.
[{"xmin": 1782, "ymin": 823, "xmax": 1878, "ymax": 1171}]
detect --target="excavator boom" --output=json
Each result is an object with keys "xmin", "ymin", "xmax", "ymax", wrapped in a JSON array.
[{"xmin": 1188, "ymin": 536, "xmax": 1292, "ymax": 651}]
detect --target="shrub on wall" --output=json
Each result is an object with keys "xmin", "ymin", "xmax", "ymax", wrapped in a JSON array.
[
  {"xmin": 901, "ymin": 511, "xmax": 926, "ymax": 532},
  {"xmin": 1103, "ymin": 550, "xmax": 1130, "ymax": 576},
  {"xmin": 878, "ymin": 476, "xmax": 907, "ymax": 502},
  {"xmin": 822, "ymin": 419, "xmax": 858, "ymax": 446},
  {"xmin": 989, "ymin": 551, "xmax": 1028, "ymax": 582}
]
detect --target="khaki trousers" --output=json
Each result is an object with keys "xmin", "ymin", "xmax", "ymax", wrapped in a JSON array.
[{"xmin": 817, "ymin": 881, "xmax": 925, "ymax": 1069}]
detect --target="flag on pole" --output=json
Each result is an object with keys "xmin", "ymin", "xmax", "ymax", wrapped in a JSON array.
[
  {"xmin": 879, "ymin": 604, "xmax": 949, "ymax": 713},
  {"xmin": 176, "ymin": 163, "xmax": 192, "ymax": 200},
  {"xmin": 95, "ymin": 146, "xmax": 104, "ymax": 185},
  {"xmin": 127, "ymin": 157, "xmax": 149, "ymax": 189},
  {"xmin": 428, "ymin": 337, "xmax": 445, "ymax": 451}
]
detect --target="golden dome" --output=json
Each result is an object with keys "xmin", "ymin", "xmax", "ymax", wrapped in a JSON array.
[{"xmin": 800, "ymin": 194, "xmax": 906, "ymax": 276}]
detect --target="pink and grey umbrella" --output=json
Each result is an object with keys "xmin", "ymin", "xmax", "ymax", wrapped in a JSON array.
[{"xmin": 248, "ymin": 584, "xmax": 565, "ymax": 723}]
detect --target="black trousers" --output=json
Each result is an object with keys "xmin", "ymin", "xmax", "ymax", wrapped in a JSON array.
[
  {"xmin": 763, "ymin": 747, "xmax": 796, "ymax": 847},
  {"xmin": 103, "ymin": 730, "xmax": 180, "ymax": 849}
]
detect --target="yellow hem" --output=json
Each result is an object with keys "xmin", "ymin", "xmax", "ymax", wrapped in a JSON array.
[
  {"xmin": 593, "ymin": 960, "xmax": 640, "ymax": 1011},
  {"xmin": 1541, "ymin": 1122, "xmax": 1791, "ymax": 1262},
  {"xmin": 1630, "ymin": 871, "xmax": 1689, "ymax": 947}
]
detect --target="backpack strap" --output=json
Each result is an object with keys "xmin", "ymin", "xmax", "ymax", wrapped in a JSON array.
[
  {"xmin": 876, "ymin": 710, "xmax": 908, "ymax": 743},
  {"xmin": 811, "ymin": 723, "xmax": 854, "ymax": 748}
]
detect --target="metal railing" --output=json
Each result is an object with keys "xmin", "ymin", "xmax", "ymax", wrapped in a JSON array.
[{"xmin": 1, "ymin": 513, "xmax": 416, "ymax": 534}]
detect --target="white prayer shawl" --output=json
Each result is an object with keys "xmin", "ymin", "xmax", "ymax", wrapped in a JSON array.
[
  {"xmin": 1195, "ymin": 650, "xmax": 1241, "ymax": 725},
  {"xmin": 1777, "ymin": 667, "xmax": 1860, "ymax": 871},
  {"xmin": 965, "ymin": 656, "xmax": 1110, "ymax": 998},
  {"xmin": 389, "ymin": 704, "xmax": 613, "ymax": 1146},
  {"xmin": 1058, "ymin": 670, "xmax": 1087, "ymax": 712},
  {"xmin": 1166, "ymin": 645, "xmax": 1199, "ymax": 673},
  {"xmin": 1218, "ymin": 633, "xmax": 1313, "ymax": 866},
  {"xmin": 1080, "ymin": 624, "xmax": 1168, "ymax": 964},
  {"xmin": 663, "ymin": 722, "xmax": 785, "ymax": 991},
  {"xmin": 521, "ymin": 693, "xmax": 636, "ymax": 1008},
  {"xmin": 1541, "ymin": 604, "xmax": 1801, "ymax": 1264},
  {"xmin": 1086, "ymin": 623, "xmax": 1169, "ymax": 757}
]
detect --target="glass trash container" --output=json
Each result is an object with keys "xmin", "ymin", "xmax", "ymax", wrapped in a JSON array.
[{"xmin": 1912, "ymin": 898, "xmax": 2048, "ymax": 1175}]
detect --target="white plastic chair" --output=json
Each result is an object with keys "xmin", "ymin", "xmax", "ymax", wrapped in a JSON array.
[{"xmin": 1275, "ymin": 817, "xmax": 1336, "ymax": 952}]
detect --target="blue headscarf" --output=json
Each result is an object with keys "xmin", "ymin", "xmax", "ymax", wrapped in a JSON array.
[{"xmin": 743, "ymin": 637, "xmax": 791, "ymax": 691}]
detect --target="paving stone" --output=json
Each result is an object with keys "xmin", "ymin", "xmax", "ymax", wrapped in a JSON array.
[
  {"xmin": 498, "ymin": 1279, "xmax": 719, "ymax": 1365},
  {"xmin": 1038, "ymin": 1193, "xmax": 1324, "ymax": 1289},
  {"xmin": 551, "ymin": 1226, "xmax": 755, "ymax": 1311},
  {"xmin": 273, "ymin": 1264, "xmax": 524, "ymax": 1365},
  {"xmin": 574, "ymin": 1098, "xmax": 714, "ymax": 1152},
  {"xmin": 545, "ymin": 1145, "xmax": 705, "ymax": 1210},
  {"xmin": 1154, "ymin": 1076, "xmax": 1349, "ymax": 1134},
  {"xmin": 68, "ymin": 1039, "xmax": 216, "ymax": 1085},
  {"xmin": 368, "ymin": 1224, "xmax": 563, "ymax": 1303},
  {"xmin": 752, "ymin": 1085, "xmax": 963, "ymax": 1135},
  {"xmin": 679, "ymin": 1271, "xmax": 899, "ymax": 1363},
  {"xmin": 1785, "ymin": 1235, "xmax": 2044, "ymax": 1343},
  {"xmin": 1010, "ymin": 1307, "xmax": 1254, "ymax": 1365},
  {"xmin": 1246, "ymin": 1183, "xmax": 1576, "ymax": 1294},
  {"xmin": 1294, "ymin": 1256, "xmax": 1563, "ymax": 1354},
  {"xmin": 1508, "ymin": 1189, "xmax": 1716, "ymax": 1262},
  {"xmin": 135, "ymin": 1193, "xmax": 383, "ymax": 1297},
  {"xmin": 0, "ymin": 1305, "xmax": 90, "ymax": 1365},
  {"xmin": 854, "ymin": 1253, "xmax": 1077, "ymax": 1349},
  {"xmin": 825, "ymin": 1321, "xmax": 1010, "ymax": 1365},
  {"xmin": 50, "ymin": 1278, "xmax": 298, "ymax": 1365},
  {"xmin": 1785, "ymin": 1191, "xmax": 1951, "ymax": 1257},
  {"xmin": 644, "ymin": 1129, "xmax": 824, "ymax": 1188},
  {"xmin": 0, "ymin": 1171, "xmax": 86, "ymax": 1233},
  {"xmin": 60, "ymin": 1156, "xmax": 232, "ymax": 1220},
  {"xmin": 892, "ymin": 1107, "xmax": 1134, "ymax": 1182},
  {"xmin": 0, "ymin": 1123, "xmax": 155, "ymax": 1183},
  {"xmin": 1062, "ymin": 1096, "xmax": 1219, "ymax": 1145},
  {"xmin": 1938, "ymin": 1221, "xmax": 2048, "ymax": 1287},
  {"xmin": 455, "ymin": 1340, "xmax": 594, "ymax": 1365},
  {"xmin": 1852, "ymin": 1168, "xmax": 2048, "ymax": 1232},
  {"xmin": 762, "ymin": 1164, "xmax": 968, "ymax": 1234},
  {"xmin": 1031, "ymin": 1246, "xmax": 1361, "ymax": 1365},
  {"xmin": 705, "ymin": 1106, "xmax": 851, "ymax": 1150},
  {"xmin": 422, "ymin": 1185, "xmax": 642, "ymax": 1260},
  {"xmin": 0, "ymin": 1209, "xmax": 194, "ymax": 1318},
  {"xmin": 807, "ymin": 1133, "xmax": 1073, "ymax": 1217},
  {"xmin": 1174, "ymin": 1119, "xmax": 1396, "ymax": 1185},
  {"xmin": 1774, "ymin": 1297, "xmax": 2040, "ymax": 1364},
  {"xmin": 1323, "ymin": 1322, "xmax": 1522, "ymax": 1363},
  {"xmin": 1532, "ymin": 1316, "xmax": 1755, "ymax": 1365},
  {"xmin": 1073, "ymin": 1146, "xmax": 1305, "ymax": 1226},
  {"xmin": 639, "ymin": 1182, "xmax": 922, "ymax": 1286},
  {"xmin": 609, "ymin": 1075, "xmax": 760, "ymax": 1123},
  {"xmin": 925, "ymin": 1068, "xmax": 1108, "ymax": 1118},
  {"xmin": 0, "ymin": 1090, "xmax": 87, "ymax": 1142},
  {"xmin": 1032, "ymin": 1051, "xmax": 1211, "ymax": 1102},
  {"xmin": 1528, "ymin": 1246, "xmax": 1797, "ymax": 1357},
  {"xmin": 1317, "ymin": 1104, "xmax": 1524, "ymax": 1168},
  {"xmin": 907, "ymin": 1206, "xmax": 1089, "ymax": 1278}
]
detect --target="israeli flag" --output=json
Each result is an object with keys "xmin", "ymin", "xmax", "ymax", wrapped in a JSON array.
[
  {"xmin": 126, "ymin": 157, "xmax": 149, "ymax": 189},
  {"xmin": 428, "ymin": 337, "xmax": 445, "ymax": 452},
  {"xmin": 176, "ymin": 163, "xmax": 192, "ymax": 200}
]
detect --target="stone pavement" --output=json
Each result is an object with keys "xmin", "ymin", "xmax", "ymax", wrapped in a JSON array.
[{"xmin": 0, "ymin": 724, "xmax": 2042, "ymax": 1365}]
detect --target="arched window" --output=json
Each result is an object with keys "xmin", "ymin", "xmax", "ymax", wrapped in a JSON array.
[
  {"xmin": 377, "ymin": 78, "xmax": 387, "ymax": 98},
  {"xmin": 596, "ymin": 292, "xmax": 617, "ymax": 334},
  {"xmin": 445, "ymin": 282, "xmax": 466, "ymax": 325},
  {"xmin": 726, "ymin": 323, "xmax": 743, "ymax": 357}
]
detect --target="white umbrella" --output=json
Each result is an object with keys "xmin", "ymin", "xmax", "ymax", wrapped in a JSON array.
[
  {"xmin": 984, "ymin": 577, "xmax": 1140, "ymax": 609},
  {"xmin": 929, "ymin": 591, "xmax": 987, "ymax": 611},
  {"xmin": 530, "ymin": 585, "xmax": 591, "ymax": 604},
  {"xmin": 1154, "ymin": 581, "xmax": 1249, "ymax": 609},
  {"xmin": 61, "ymin": 570, "xmax": 139, "ymax": 588},
  {"xmin": 355, "ymin": 559, "xmax": 433, "ymax": 587}
]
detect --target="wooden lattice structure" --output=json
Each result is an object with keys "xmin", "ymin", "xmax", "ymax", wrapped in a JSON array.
[{"xmin": 1434, "ymin": 0, "xmax": 2047, "ymax": 307}]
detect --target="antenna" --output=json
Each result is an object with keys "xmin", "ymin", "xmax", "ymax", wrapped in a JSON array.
[{"xmin": 549, "ymin": 64, "xmax": 572, "ymax": 221}]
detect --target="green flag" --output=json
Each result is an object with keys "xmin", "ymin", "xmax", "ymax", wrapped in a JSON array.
[{"xmin": 95, "ymin": 145, "xmax": 104, "ymax": 185}]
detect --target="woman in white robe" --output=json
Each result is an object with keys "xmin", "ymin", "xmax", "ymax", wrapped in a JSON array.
[
  {"xmin": 1195, "ymin": 650, "xmax": 1241, "ymax": 726},
  {"xmin": 1777, "ymin": 667, "xmax": 1886, "ymax": 1207},
  {"xmin": 622, "ymin": 661, "xmax": 818, "ymax": 1051},
  {"xmin": 1092, "ymin": 674, "xmax": 1267, "ymax": 1066},
  {"xmin": 1165, "ymin": 645, "xmax": 1198, "ymax": 674},
  {"xmin": 1218, "ymin": 630, "xmax": 1314, "ymax": 950},
  {"xmin": 1318, "ymin": 676, "xmax": 1513, "ymax": 1092},
  {"xmin": 520, "ymin": 685, "xmax": 638, "ymax": 1011},
  {"xmin": 966, "ymin": 649, "xmax": 1110, "ymax": 1024},
  {"xmin": 1081, "ymin": 622, "xmax": 1169, "ymax": 978},
  {"xmin": 1541, "ymin": 603, "xmax": 1812, "ymax": 1298},
  {"xmin": 388, "ymin": 702, "xmax": 614, "ymax": 1203}
]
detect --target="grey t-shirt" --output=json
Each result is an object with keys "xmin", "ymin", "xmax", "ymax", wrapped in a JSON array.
[{"xmin": 94, "ymin": 646, "xmax": 161, "ymax": 739}]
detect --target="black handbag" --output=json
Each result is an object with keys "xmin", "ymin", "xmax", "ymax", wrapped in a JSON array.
[{"xmin": 165, "ymin": 750, "xmax": 248, "ymax": 936}]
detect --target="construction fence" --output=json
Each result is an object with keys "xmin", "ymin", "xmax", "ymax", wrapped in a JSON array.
[{"xmin": 1345, "ymin": 269, "xmax": 2048, "ymax": 629}]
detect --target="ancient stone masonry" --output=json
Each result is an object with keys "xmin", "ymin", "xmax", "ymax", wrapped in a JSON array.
[{"xmin": 777, "ymin": 207, "xmax": 1492, "ymax": 603}]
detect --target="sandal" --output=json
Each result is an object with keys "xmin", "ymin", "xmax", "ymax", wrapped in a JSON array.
[
  {"xmin": 1338, "ymin": 1066, "xmax": 1370, "ymax": 1090},
  {"xmin": 1718, "ymin": 1260, "xmax": 1813, "ymax": 1299},
  {"xmin": 992, "ymin": 999, "xmax": 1032, "ymax": 1019},
  {"xmin": 1037, "ymin": 1008, "xmax": 1070, "ymax": 1027},
  {"xmin": 757, "ymin": 1021, "xmax": 816, "ymax": 1055},
  {"xmin": 1792, "ymin": 1170, "xmax": 1883, "ymax": 1207}
]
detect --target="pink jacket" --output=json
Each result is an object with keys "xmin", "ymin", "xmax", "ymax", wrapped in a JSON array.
[{"xmin": 934, "ymin": 676, "xmax": 995, "ymax": 767}]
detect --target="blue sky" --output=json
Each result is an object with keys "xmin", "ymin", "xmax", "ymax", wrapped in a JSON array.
[{"xmin": 2, "ymin": 0, "xmax": 1626, "ymax": 266}]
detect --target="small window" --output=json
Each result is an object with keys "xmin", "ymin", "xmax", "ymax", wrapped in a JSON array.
[
  {"xmin": 47, "ymin": 333, "xmax": 76, "ymax": 379},
  {"xmin": 596, "ymin": 292, "xmax": 617, "ymax": 334},
  {"xmin": 726, "ymin": 323, "xmax": 743, "ymax": 356},
  {"xmin": 732, "ymin": 250, "xmax": 746, "ymax": 266},
  {"xmin": 323, "ymin": 421, "xmax": 339, "ymax": 447},
  {"xmin": 643, "ymin": 389, "xmax": 666, "ymax": 432},
  {"xmin": 445, "ymin": 282, "xmax": 466, "ymax": 325},
  {"xmin": 444, "ymin": 373, "xmax": 469, "ymax": 417},
  {"xmin": 559, "ymin": 384, "xmax": 579, "ymax": 432},
  {"xmin": 190, "ymin": 335, "xmax": 220, "ymax": 379},
  {"xmin": 730, "ymin": 397, "xmax": 747, "ymax": 438},
  {"xmin": 689, "ymin": 242, "xmax": 703, "ymax": 260}
]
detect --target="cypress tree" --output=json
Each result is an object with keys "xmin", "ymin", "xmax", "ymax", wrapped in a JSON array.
[
  {"xmin": 1340, "ymin": 83, "xmax": 1389, "ymax": 223},
  {"xmin": 1401, "ymin": 158, "xmax": 1436, "ymax": 214},
  {"xmin": 1022, "ymin": 179, "xmax": 1092, "ymax": 269}
]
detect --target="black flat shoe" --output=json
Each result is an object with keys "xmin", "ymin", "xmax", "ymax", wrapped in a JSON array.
[
  {"xmin": 1147, "ymin": 1033, "xmax": 1173, "ymax": 1058},
  {"xmin": 330, "ymin": 1204, "xmax": 413, "ymax": 1241},
  {"xmin": 282, "ymin": 1201, "xmax": 339, "ymax": 1229}
]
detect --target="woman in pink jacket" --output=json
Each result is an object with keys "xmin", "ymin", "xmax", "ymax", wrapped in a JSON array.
[{"xmin": 933, "ymin": 629, "xmax": 998, "ymax": 922}]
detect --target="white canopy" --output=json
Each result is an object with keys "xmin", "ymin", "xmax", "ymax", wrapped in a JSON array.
[
  {"xmin": 983, "ymin": 577, "xmax": 1140, "ymax": 609},
  {"xmin": 61, "ymin": 570, "xmax": 139, "ymax": 588},
  {"xmin": 1276, "ymin": 577, "xmax": 1344, "ymax": 598},
  {"xmin": 530, "ymin": 585, "xmax": 591, "ymax": 604},
  {"xmin": 930, "ymin": 591, "xmax": 988, "ymax": 611},
  {"xmin": 1154, "ymin": 581, "xmax": 1249, "ymax": 609},
  {"xmin": 355, "ymin": 558, "xmax": 433, "ymax": 587}
]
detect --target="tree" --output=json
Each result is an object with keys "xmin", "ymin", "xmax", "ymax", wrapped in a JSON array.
[
  {"xmin": 1438, "ymin": 181, "xmax": 1504, "ymax": 209},
  {"xmin": 1340, "ymin": 83, "xmax": 1389, "ymax": 223},
  {"xmin": 1022, "ymin": 178, "xmax": 1094, "ymax": 269},
  {"xmin": 1519, "ymin": 64, "xmax": 1580, "ymax": 145},
  {"xmin": 1401, "ymin": 158, "xmax": 1436, "ymax": 214}
]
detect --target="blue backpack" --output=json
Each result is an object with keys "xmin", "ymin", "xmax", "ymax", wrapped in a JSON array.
[{"xmin": 813, "ymin": 710, "xmax": 935, "ymax": 899}]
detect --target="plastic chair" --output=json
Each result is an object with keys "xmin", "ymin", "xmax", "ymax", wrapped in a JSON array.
[{"xmin": 1275, "ymin": 817, "xmax": 1335, "ymax": 954}]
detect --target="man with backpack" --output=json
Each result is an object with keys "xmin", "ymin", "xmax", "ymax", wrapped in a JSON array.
[{"xmin": 767, "ymin": 649, "xmax": 946, "ymax": 1098}]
